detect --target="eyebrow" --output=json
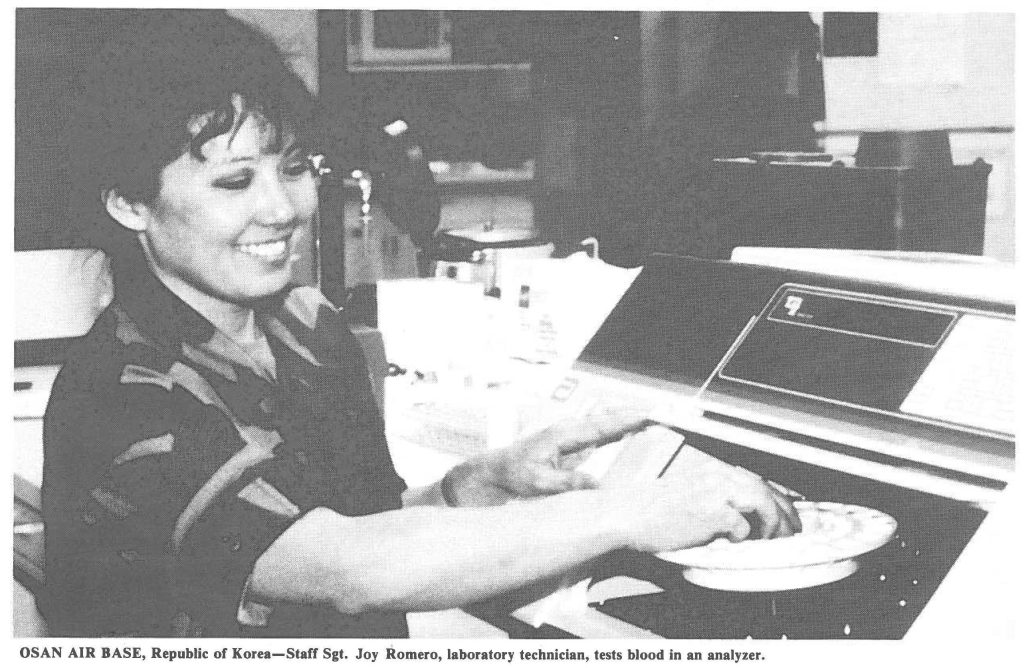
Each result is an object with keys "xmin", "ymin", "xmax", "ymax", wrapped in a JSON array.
[{"xmin": 223, "ymin": 140, "xmax": 301, "ymax": 165}]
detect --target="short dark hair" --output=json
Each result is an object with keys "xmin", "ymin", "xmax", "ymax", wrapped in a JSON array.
[{"xmin": 68, "ymin": 9, "xmax": 319, "ymax": 261}]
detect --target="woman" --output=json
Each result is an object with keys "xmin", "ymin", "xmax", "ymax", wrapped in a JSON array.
[{"xmin": 42, "ymin": 10, "xmax": 797, "ymax": 638}]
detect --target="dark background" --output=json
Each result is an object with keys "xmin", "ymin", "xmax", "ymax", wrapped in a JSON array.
[{"xmin": 16, "ymin": 10, "xmax": 824, "ymax": 260}]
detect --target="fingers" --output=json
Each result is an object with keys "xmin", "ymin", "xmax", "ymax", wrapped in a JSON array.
[
  {"xmin": 721, "ymin": 506, "xmax": 752, "ymax": 543},
  {"xmin": 559, "ymin": 445, "xmax": 596, "ymax": 471},
  {"xmin": 743, "ymin": 475, "xmax": 799, "ymax": 538},
  {"xmin": 514, "ymin": 405, "xmax": 651, "ymax": 463},
  {"xmin": 765, "ymin": 485, "xmax": 802, "ymax": 537},
  {"xmin": 723, "ymin": 466, "xmax": 803, "ymax": 539},
  {"xmin": 507, "ymin": 463, "xmax": 599, "ymax": 496},
  {"xmin": 554, "ymin": 407, "xmax": 651, "ymax": 455},
  {"xmin": 717, "ymin": 475, "xmax": 785, "ymax": 540}
]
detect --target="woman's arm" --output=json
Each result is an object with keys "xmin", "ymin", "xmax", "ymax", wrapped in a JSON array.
[
  {"xmin": 250, "ymin": 490, "xmax": 621, "ymax": 615},
  {"xmin": 248, "ymin": 468, "xmax": 788, "ymax": 616},
  {"xmin": 401, "ymin": 406, "xmax": 647, "ymax": 509},
  {"xmin": 398, "ymin": 448, "xmax": 596, "ymax": 509}
]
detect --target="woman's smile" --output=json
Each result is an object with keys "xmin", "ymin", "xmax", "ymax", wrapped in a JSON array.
[
  {"xmin": 236, "ymin": 233, "xmax": 295, "ymax": 263},
  {"xmin": 134, "ymin": 104, "xmax": 319, "ymax": 307}
]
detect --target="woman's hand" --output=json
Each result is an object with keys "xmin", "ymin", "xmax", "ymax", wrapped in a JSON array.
[
  {"xmin": 658, "ymin": 445, "xmax": 802, "ymax": 541},
  {"xmin": 605, "ymin": 463, "xmax": 802, "ymax": 552},
  {"xmin": 443, "ymin": 406, "xmax": 650, "ymax": 507}
]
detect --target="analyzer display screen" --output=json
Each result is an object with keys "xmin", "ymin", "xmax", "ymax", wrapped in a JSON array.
[{"xmin": 720, "ymin": 285, "xmax": 1013, "ymax": 437}]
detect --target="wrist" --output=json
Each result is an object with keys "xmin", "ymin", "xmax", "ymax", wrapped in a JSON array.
[
  {"xmin": 440, "ymin": 461, "xmax": 482, "ymax": 507},
  {"xmin": 440, "ymin": 458, "xmax": 506, "ymax": 507},
  {"xmin": 585, "ymin": 487, "xmax": 636, "ymax": 552},
  {"xmin": 440, "ymin": 467, "xmax": 461, "ymax": 507}
]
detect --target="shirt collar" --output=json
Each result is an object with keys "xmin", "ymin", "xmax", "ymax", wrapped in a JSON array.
[{"xmin": 111, "ymin": 253, "xmax": 288, "ymax": 352}]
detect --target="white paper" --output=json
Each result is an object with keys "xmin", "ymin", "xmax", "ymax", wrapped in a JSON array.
[{"xmin": 900, "ymin": 314, "xmax": 1015, "ymax": 435}]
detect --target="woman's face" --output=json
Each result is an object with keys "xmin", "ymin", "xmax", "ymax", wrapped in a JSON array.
[{"xmin": 138, "ymin": 111, "xmax": 317, "ymax": 306}]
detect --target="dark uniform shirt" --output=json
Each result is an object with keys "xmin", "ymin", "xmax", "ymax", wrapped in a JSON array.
[{"xmin": 42, "ymin": 261, "xmax": 408, "ymax": 637}]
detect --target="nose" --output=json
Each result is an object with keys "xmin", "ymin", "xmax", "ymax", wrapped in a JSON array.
[{"xmin": 256, "ymin": 174, "xmax": 298, "ymax": 228}]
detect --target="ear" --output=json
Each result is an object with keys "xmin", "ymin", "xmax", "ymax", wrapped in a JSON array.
[{"xmin": 103, "ymin": 189, "xmax": 151, "ymax": 233}]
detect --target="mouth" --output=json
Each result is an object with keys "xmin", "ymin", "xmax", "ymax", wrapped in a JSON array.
[{"xmin": 235, "ymin": 234, "xmax": 293, "ymax": 263}]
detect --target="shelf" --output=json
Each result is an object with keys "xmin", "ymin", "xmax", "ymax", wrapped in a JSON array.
[
  {"xmin": 337, "ymin": 161, "xmax": 533, "ymax": 190},
  {"xmin": 430, "ymin": 160, "xmax": 534, "ymax": 185},
  {"xmin": 346, "ymin": 62, "xmax": 531, "ymax": 74}
]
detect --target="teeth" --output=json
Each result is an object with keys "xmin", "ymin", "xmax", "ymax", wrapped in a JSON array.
[{"xmin": 238, "ymin": 240, "xmax": 287, "ymax": 258}]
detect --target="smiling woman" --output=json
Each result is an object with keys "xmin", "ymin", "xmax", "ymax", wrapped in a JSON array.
[
  {"xmin": 44, "ymin": 10, "xmax": 382, "ymax": 636},
  {"xmin": 42, "ymin": 8, "xmax": 798, "ymax": 640},
  {"xmin": 104, "ymin": 97, "xmax": 318, "ymax": 323}
]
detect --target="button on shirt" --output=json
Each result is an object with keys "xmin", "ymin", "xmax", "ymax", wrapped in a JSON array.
[{"xmin": 42, "ymin": 261, "xmax": 408, "ymax": 637}]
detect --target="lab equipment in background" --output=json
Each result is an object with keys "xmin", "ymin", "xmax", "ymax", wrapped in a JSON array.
[
  {"xmin": 319, "ymin": 117, "xmax": 441, "ymax": 324},
  {"xmin": 374, "ymin": 119, "xmax": 442, "ymax": 252},
  {"xmin": 431, "ymin": 224, "xmax": 555, "ymax": 296},
  {"xmin": 703, "ymin": 130, "xmax": 991, "ymax": 259},
  {"xmin": 376, "ymin": 247, "xmax": 641, "ymax": 459},
  {"xmin": 416, "ymin": 240, "xmax": 640, "ymax": 379},
  {"xmin": 334, "ymin": 168, "xmax": 420, "ymax": 325},
  {"xmin": 497, "ymin": 241, "xmax": 641, "ymax": 366},
  {"xmin": 376, "ymin": 278, "xmax": 495, "ymax": 388},
  {"xmin": 375, "ymin": 276, "xmax": 528, "ymax": 456}
]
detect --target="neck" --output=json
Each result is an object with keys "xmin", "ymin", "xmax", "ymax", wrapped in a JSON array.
[{"xmin": 146, "ymin": 260, "xmax": 258, "ymax": 346}]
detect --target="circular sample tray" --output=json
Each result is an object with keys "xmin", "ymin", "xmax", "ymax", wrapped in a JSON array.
[{"xmin": 656, "ymin": 501, "xmax": 897, "ymax": 591}]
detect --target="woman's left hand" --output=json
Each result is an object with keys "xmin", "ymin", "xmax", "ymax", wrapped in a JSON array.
[{"xmin": 443, "ymin": 406, "xmax": 650, "ymax": 506}]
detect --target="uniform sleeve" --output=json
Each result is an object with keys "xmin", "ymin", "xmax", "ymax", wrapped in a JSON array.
[
  {"xmin": 275, "ymin": 286, "xmax": 408, "ymax": 514},
  {"xmin": 42, "ymin": 361, "xmax": 305, "ymax": 637},
  {"xmin": 323, "ymin": 311, "xmax": 408, "ymax": 515}
]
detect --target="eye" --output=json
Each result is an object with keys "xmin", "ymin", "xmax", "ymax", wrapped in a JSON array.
[
  {"xmin": 213, "ymin": 171, "xmax": 253, "ymax": 191},
  {"xmin": 282, "ymin": 156, "xmax": 312, "ymax": 178}
]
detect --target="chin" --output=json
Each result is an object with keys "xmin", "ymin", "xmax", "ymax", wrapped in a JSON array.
[{"xmin": 221, "ymin": 271, "xmax": 294, "ymax": 305}]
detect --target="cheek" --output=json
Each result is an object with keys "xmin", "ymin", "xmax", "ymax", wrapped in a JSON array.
[
  {"xmin": 290, "ymin": 181, "xmax": 320, "ymax": 219},
  {"xmin": 147, "ymin": 198, "xmax": 240, "ymax": 262}
]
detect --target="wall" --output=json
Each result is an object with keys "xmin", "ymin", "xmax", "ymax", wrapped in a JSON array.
[
  {"xmin": 228, "ymin": 9, "xmax": 319, "ymax": 94},
  {"xmin": 817, "ymin": 13, "xmax": 1014, "ymax": 262},
  {"xmin": 820, "ymin": 14, "xmax": 1013, "ymax": 131}
]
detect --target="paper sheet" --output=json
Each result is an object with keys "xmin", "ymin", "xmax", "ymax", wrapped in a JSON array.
[
  {"xmin": 900, "ymin": 314, "xmax": 1015, "ymax": 435},
  {"xmin": 499, "ymin": 253, "xmax": 642, "ymax": 365}
]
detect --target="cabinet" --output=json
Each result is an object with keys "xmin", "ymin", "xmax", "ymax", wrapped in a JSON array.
[{"xmin": 343, "ymin": 10, "xmax": 532, "ymax": 72}]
